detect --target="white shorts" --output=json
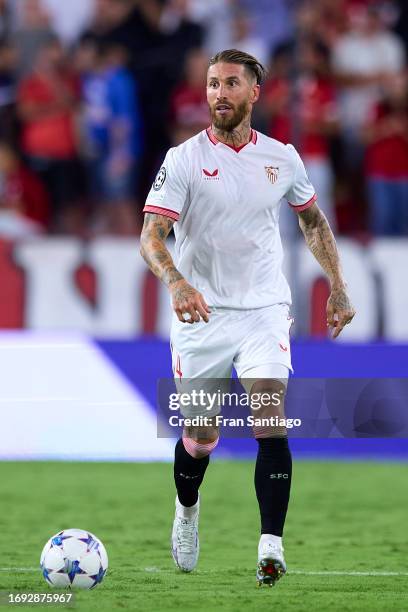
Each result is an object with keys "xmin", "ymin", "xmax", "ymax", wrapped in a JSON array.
[{"xmin": 170, "ymin": 303, "xmax": 294, "ymax": 417}]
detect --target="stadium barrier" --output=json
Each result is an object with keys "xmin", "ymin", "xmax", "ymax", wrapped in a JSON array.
[{"xmin": 0, "ymin": 237, "xmax": 407, "ymax": 340}]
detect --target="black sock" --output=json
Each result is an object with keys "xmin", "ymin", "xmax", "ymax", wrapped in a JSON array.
[
  {"xmin": 254, "ymin": 437, "xmax": 292, "ymax": 536},
  {"xmin": 173, "ymin": 438, "xmax": 210, "ymax": 507}
]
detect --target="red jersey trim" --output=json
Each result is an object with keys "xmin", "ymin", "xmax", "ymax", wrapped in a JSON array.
[
  {"xmin": 143, "ymin": 205, "xmax": 179, "ymax": 221},
  {"xmin": 289, "ymin": 194, "xmax": 317, "ymax": 212},
  {"xmin": 206, "ymin": 127, "xmax": 218, "ymax": 145},
  {"xmin": 206, "ymin": 127, "xmax": 257, "ymax": 152}
]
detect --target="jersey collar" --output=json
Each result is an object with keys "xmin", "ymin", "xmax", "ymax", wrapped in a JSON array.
[{"xmin": 206, "ymin": 126, "xmax": 258, "ymax": 152}]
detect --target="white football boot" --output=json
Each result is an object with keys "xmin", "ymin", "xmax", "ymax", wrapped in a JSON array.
[
  {"xmin": 256, "ymin": 535, "xmax": 287, "ymax": 587},
  {"xmin": 171, "ymin": 495, "xmax": 199, "ymax": 572}
]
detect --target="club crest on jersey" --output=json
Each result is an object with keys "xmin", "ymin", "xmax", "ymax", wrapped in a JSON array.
[
  {"xmin": 203, "ymin": 168, "xmax": 219, "ymax": 180},
  {"xmin": 153, "ymin": 166, "xmax": 166, "ymax": 191},
  {"xmin": 265, "ymin": 166, "xmax": 279, "ymax": 184}
]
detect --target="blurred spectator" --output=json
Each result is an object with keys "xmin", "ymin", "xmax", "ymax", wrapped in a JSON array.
[
  {"xmin": 238, "ymin": 0, "xmax": 295, "ymax": 54},
  {"xmin": 394, "ymin": 0, "xmax": 408, "ymax": 55},
  {"xmin": 158, "ymin": 0, "xmax": 204, "ymax": 85},
  {"xmin": 0, "ymin": 0, "xmax": 404, "ymax": 239},
  {"xmin": 40, "ymin": 0, "xmax": 96, "ymax": 46},
  {"xmin": 93, "ymin": 0, "xmax": 128, "ymax": 33},
  {"xmin": 79, "ymin": 43, "xmax": 142, "ymax": 201},
  {"xmin": 261, "ymin": 43, "xmax": 293, "ymax": 140},
  {"xmin": 332, "ymin": 4, "xmax": 405, "ymax": 148},
  {"xmin": 296, "ymin": 0, "xmax": 349, "ymax": 49},
  {"xmin": 83, "ymin": 0, "xmax": 170, "ymax": 201},
  {"xmin": 297, "ymin": 39, "xmax": 339, "ymax": 229},
  {"xmin": 82, "ymin": 0, "xmax": 164, "ymax": 106},
  {"xmin": 261, "ymin": 43, "xmax": 297, "ymax": 239},
  {"xmin": 79, "ymin": 41, "xmax": 142, "ymax": 207},
  {"xmin": 84, "ymin": 0, "xmax": 143, "ymax": 43},
  {"xmin": 362, "ymin": 71, "xmax": 408, "ymax": 235},
  {"xmin": 189, "ymin": 0, "xmax": 234, "ymax": 55},
  {"xmin": 83, "ymin": 0, "xmax": 166, "ymax": 66},
  {"xmin": 13, "ymin": 0, "xmax": 56, "ymax": 80},
  {"xmin": 0, "ymin": 0, "xmax": 13, "ymax": 40},
  {"xmin": 262, "ymin": 40, "xmax": 339, "ymax": 229},
  {"xmin": 17, "ymin": 39, "xmax": 83, "ymax": 232},
  {"xmin": 230, "ymin": 9, "xmax": 268, "ymax": 66},
  {"xmin": 82, "ymin": 0, "xmax": 207, "ymax": 93},
  {"xmin": 169, "ymin": 47, "xmax": 209, "ymax": 145},
  {"xmin": 0, "ymin": 40, "xmax": 18, "ymax": 144},
  {"xmin": 83, "ymin": 0, "xmax": 204, "ymax": 200},
  {"xmin": 0, "ymin": 140, "xmax": 49, "ymax": 238},
  {"xmin": 142, "ymin": 0, "xmax": 203, "ymax": 193}
]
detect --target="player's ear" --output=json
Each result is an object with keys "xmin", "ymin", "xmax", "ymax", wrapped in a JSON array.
[{"xmin": 252, "ymin": 84, "xmax": 260, "ymax": 104}]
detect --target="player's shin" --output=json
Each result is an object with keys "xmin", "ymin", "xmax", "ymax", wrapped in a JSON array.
[
  {"xmin": 254, "ymin": 436, "xmax": 292, "ymax": 537},
  {"xmin": 172, "ymin": 434, "xmax": 219, "ymax": 572},
  {"xmin": 254, "ymin": 435, "xmax": 291, "ymax": 585},
  {"xmin": 173, "ymin": 436, "xmax": 218, "ymax": 507}
]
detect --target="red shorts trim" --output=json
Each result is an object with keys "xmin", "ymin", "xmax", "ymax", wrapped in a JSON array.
[
  {"xmin": 143, "ymin": 205, "xmax": 179, "ymax": 221},
  {"xmin": 289, "ymin": 193, "xmax": 317, "ymax": 212}
]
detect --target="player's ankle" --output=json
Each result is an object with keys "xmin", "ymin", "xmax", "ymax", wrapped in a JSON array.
[
  {"xmin": 259, "ymin": 533, "xmax": 283, "ymax": 548},
  {"xmin": 176, "ymin": 495, "xmax": 199, "ymax": 519}
]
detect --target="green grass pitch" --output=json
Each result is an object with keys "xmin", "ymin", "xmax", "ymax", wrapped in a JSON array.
[{"xmin": 0, "ymin": 460, "xmax": 407, "ymax": 611}]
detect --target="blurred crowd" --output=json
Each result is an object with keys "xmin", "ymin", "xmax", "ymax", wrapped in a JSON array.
[{"xmin": 0, "ymin": 0, "xmax": 407, "ymax": 238}]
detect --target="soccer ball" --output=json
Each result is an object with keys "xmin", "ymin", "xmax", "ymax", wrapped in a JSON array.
[{"xmin": 40, "ymin": 528, "xmax": 108, "ymax": 589}]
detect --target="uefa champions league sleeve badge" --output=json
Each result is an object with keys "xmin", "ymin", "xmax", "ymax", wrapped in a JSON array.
[{"xmin": 153, "ymin": 167, "xmax": 167, "ymax": 191}]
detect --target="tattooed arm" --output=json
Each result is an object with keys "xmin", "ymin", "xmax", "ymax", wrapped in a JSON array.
[
  {"xmin": 140, "ymin": 213, "xmax": 210, "ymax": 323},
  {"xmin": 298, "ymin": 202, "xmax": 355, "ymax": 338}
]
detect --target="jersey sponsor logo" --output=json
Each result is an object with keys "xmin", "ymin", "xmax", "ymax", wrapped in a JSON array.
[
  {"xmin": 153, "ymin": 166, "xmax": 166, "ymax": 190},
  {"xmin": 265, "ymin": 166, "xmax": 279, "ymax": 184},
  {"xmin": 203, "ymin": 168, "xmax": 219, "ymax": 180}
]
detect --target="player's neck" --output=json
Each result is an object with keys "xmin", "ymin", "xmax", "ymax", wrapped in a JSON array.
[{"xmin": 212, "ymin": 118, "xmax": 252, "ymax": 149}]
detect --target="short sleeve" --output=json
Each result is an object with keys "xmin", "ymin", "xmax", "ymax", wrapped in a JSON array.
[
  {"xmin": 143, "ymin": 147, "xmax": 189, "ymax": 221},
  {"xmin": 284, "ymin": 144, "xmax": 317, "ymax": 212}
]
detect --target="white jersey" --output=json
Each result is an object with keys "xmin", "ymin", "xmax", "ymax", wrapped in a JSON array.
[{"xmin": 144, "ymin": 128, "xmax": 316, "ymax": 309}]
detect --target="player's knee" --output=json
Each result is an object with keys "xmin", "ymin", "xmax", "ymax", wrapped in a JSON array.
[
  {"xmin": 250, "ymin": 378, "xmax": 287, "ymax": 398},
  {"xmin": 250, "ymin": 379, "xmax": 286, "ymax": 425},
  {"xmin": 253, "ymin": 425, "xmax": 287, "ymax": 439},
  {"xmin": 182, "ymin": 436, "xmax": 219, "ymax": 459}
]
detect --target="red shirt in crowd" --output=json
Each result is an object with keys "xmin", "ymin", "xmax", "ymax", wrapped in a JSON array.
[
  {"xmin": 264, "ymin": 76, "xmax": 337, "ymax": 159},
  {"xmin": 169, "ymin": 83, "xmax": 209, "ymax": 132},
  {"xmin": 18, "ymin": 72, "xmax": 79, "ymax": 160},
  {"xmin": 365, "ymin": 103, "xmax": 408, "ymax": 179},
  {"xmin": 263, "ymin": 77, "xmax": 292, "ymax": 145},
  {"xmin": 2, "ymin": 164, "xmax": 50, "ymax": 227}
]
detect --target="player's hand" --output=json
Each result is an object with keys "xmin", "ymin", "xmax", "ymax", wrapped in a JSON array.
[
  {"xmin": 326, "ymin": 285, "xmax": 355, "ymax": 339},
  {"xmin": 169, "ymin": 279, "xmax": 211, "ymax": 324}
]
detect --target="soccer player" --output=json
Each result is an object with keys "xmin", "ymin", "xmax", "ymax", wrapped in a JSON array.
[{"xmin": 140, "ymin": 49, "xmax": 355, "ymax": 586}]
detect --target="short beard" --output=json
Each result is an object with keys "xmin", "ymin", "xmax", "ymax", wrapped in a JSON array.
[{"xmin": 210, "ymin": 100, "xmax": 250, "ymax": 132}]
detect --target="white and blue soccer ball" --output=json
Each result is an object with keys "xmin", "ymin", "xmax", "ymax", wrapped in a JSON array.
[{"xmin": 40, "ymin": 528, "xmax": 108, "ymax": 589}]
